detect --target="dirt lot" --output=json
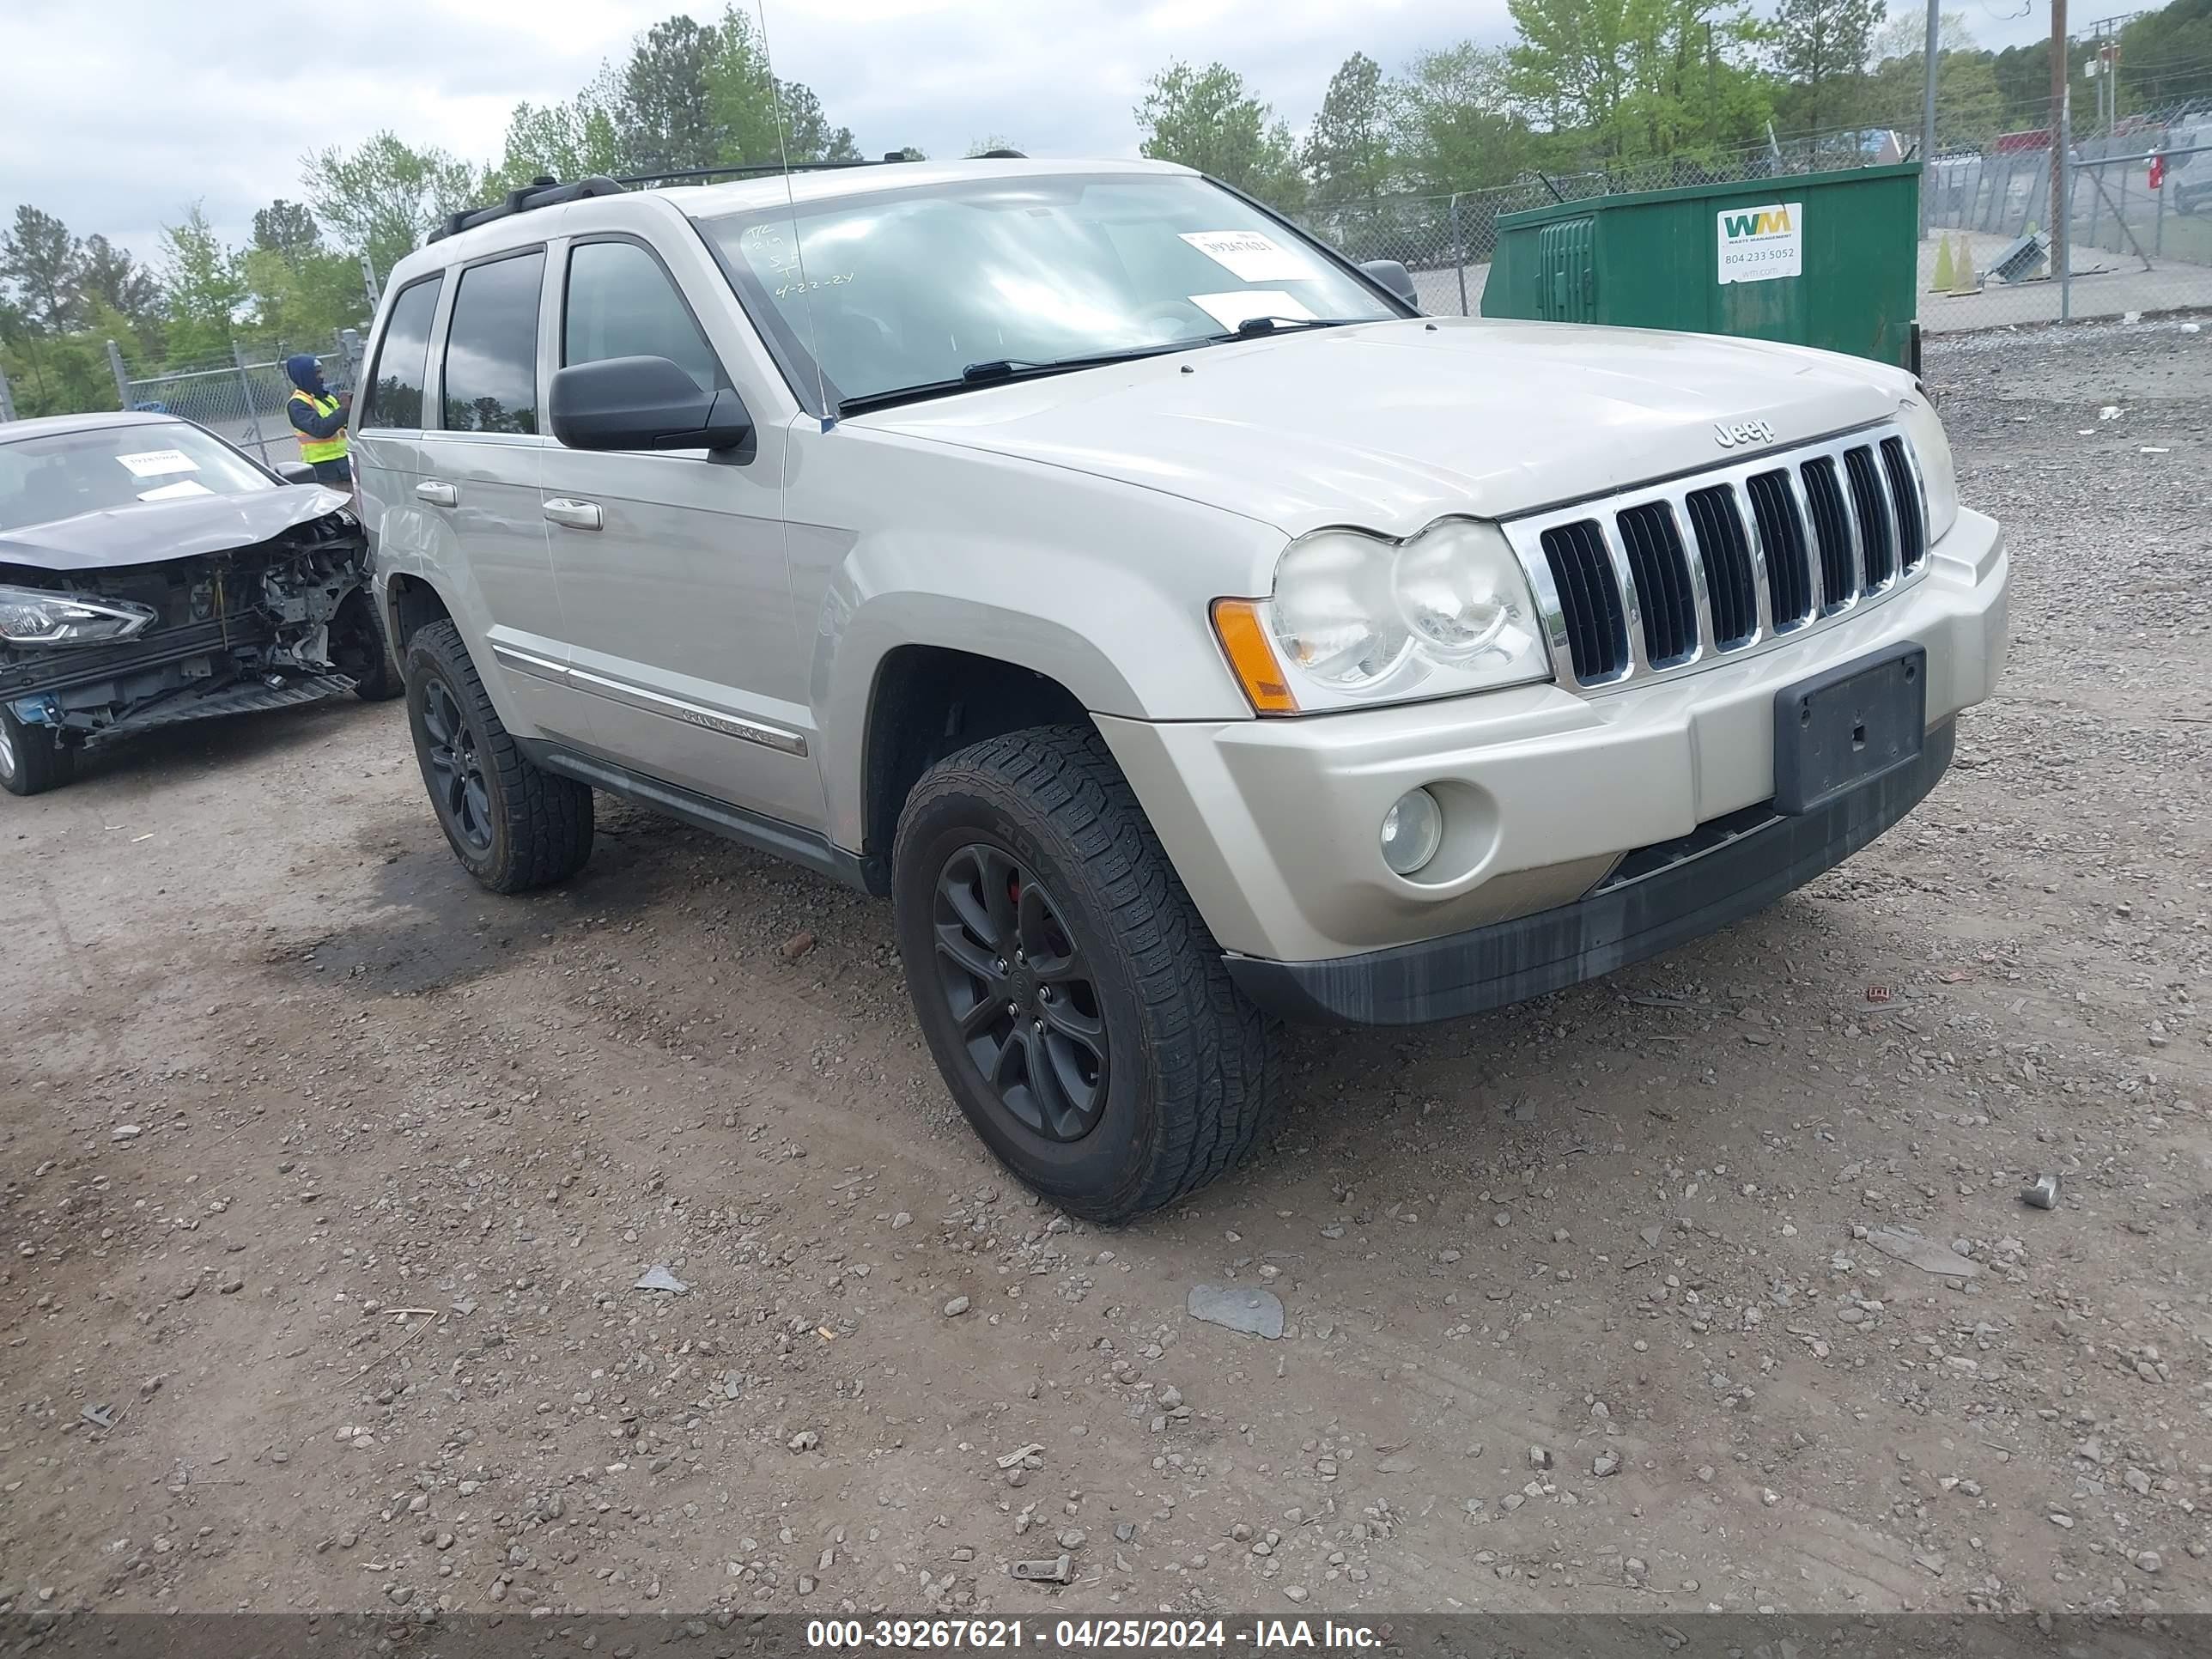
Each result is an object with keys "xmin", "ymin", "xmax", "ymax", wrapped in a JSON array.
[{"xmin": 3, "ymin": 320, "xmax": 2208, "ymax": 1625}]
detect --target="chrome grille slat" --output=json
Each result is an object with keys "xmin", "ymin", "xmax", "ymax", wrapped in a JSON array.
[
  {"xmin": 1844, "ymin": 445, "xmax": 1896, "ymax": 591},
  {"xmin": 1684, "ymin": 484, "xmax": 1758, "ymax": 650},
  {"xmin": 1504, "ymin": 422, "xmax": 1933, "ymax": 695},
  {"xmin": 1880, "ymin": 435, "xmax": 1927, "ymax": 570},
  {"xmin": 1743, "ymin": 470, "xmax": 1812, "ymax": 631},
  {"xmin": 1732, "ymin": 479, "xmax": 1778, "ymax": 641}
]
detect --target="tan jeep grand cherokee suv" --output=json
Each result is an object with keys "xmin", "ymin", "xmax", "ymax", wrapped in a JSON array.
[{"xmin": 357, "ymin": 158, "xmax": 2008, "ymax": 1220}]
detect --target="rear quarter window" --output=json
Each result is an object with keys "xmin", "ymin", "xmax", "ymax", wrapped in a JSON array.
[{"xmin": 362, "ymin": 276, "xmax": 443, "ymax": 429}]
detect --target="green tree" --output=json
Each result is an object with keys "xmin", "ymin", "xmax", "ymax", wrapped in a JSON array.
[
  {"xmin": 1, "ymin": 205, "xmax": 84, "ymax": 333},
  {"xmin": 1305, "ymin": 52, "xmax": 1395, "ymax": 204},
  {"xmin": 1506, "ymin": 0, "xmax": 1768, "ymax": 160},
  {"xmin": 619, "ymin": 13, "xmax": 728, "ymax": 175},
  {"xmin": 487, "ymin": 73, "xmax": 629, "ymax": 194},
  {"xmin": 1869, "ymin": 12, "xmax": 2003, "ymax": 141},
  {"xmin": 303, "ymin": 131, "xmax": 478, "ymax": 276},
  {"xmin": 1135, "ymin": 61, "xmax": 1307, "ymax": 209},
  {"xmin": 252, "ymin": 199, "xmax": 323, "ymax": 264},
  {"xmin": 1389, "ymin": 43, "xmax": 1546, "ymax": 193},
  {"xmin": 965, "ymin": 134, "xmax": 1020, "ymax": 157},
  {"xmin": 772, "ymin": 79, "xmax": 861, "ymax": 163},
  {"xmin": 1771, "ymin": 0, "xmax": 1886, "ymax": 130},
  {"xmin": 243, "ymin": 246, "xmax": 368, "ymax": 347},
  {"xmin": 77, "ymin": 234, "xmax": 163, "ymax": 340},
  {"xmin": 158, "ymin": 203, "xmax": 246, "ymax": 362},
  {"xmin": 2118, "ymin": 0, "xmax": 2212, "ymax": 112}
]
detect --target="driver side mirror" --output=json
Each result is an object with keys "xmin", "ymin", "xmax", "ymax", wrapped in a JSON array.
[
  {"xmin": 549, "ymin": 356, "xmax": 752, "ymax": 453},
  {"xmin": 1360, "ymin": 258, "xmax": 1419, "ymax": 309},
  {"xmin": 273, "ymin": 459, "xmax": 320, "ymax": 485}
]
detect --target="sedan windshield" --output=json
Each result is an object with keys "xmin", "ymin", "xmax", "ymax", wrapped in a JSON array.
[
  {"xmin": 696, "ymin": 173, "xmax": 1401, "ymax": 412},
  {"xmin": 0, "ymin": 423, "xmax": 273, "ymax": 533}
]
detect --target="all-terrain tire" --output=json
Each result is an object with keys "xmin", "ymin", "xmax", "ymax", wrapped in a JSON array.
[
  {"xmin": 404, "ymin": 619, "xmax": 592, "ymax": 892},
  {"xmin": 893, "ymin": 723, "xmax": 1279, "ymax": 1223},
  {"xmin": 0, "ymin": 707, "xmax": 75, "ymax": 797}
]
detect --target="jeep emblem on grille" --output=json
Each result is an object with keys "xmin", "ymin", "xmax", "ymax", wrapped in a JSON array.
[{"xmin": 1714, "ymin": 418, "xmax": 1778, "ymax": 449}]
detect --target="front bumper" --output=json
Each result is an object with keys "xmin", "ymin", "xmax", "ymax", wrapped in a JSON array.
[
  {"xmin": 1228, "ymin": 719, "xmax": 1951, "ymax": 1024},
  {"xmin": 1097, "ymin": 506, "xmax": 2007, "ymax": 972}
]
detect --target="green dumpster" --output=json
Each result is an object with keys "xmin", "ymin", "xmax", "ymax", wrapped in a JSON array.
[{"xmin": 1480, "ymin": 162, "xmax": 1921, "ymax": 369}]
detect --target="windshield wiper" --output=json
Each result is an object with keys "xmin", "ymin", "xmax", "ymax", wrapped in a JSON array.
[
  {"xmin": 1223, "ymin": 315, "xmax": 1367, "ymax": 337},
  {"xmin": 837, "ymin": 343, "xmax": 1193, "ymax": 416},
  {"xmin": 836, "ymin": 321, "xmax": 1371, "ymax": 417}
]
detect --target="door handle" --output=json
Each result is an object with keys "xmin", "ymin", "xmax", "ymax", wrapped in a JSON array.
[
  {"xmin": 544, "ymin": 498, "xmax": 604, "ymax": 532},
  {"xmin": 415, "ymin": 480, "xmax": 458, "ymax": 507}
]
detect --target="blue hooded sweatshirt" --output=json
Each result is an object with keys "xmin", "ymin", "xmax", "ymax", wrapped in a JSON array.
[{"xmin": 286, "ymin": 354, "xmax": 347, "ymax": 441}]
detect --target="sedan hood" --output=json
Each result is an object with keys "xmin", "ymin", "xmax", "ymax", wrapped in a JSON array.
[
  {"xmin": 0, "ymin": 485, "xmax": 353, "ymax": 574},
  {"xmin": 865, "ymin": 318, "xmax": 1912, "ymax": 536}
]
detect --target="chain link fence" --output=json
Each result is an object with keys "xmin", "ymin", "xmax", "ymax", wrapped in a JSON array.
[
  {"xmin": 1920, "ymin": 100, "xmax": 2212, "ymax": 331},
  {"xmin": 110, "ymin": 331, "xmax": 366, "ymax": 465},
  {"xmin": 1292, "ymin": 105, "xmax": 2212, "ymax": 337}
]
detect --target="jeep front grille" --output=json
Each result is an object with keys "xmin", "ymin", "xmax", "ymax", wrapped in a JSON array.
[{"xmin": 1506, "ymin": 422, "xmax": 1930, "ymax": 692}]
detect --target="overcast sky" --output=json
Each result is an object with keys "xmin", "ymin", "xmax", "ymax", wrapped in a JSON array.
[{"xmin": 4, "ymin": 0, "xmax": 2062, "ymax": 269}]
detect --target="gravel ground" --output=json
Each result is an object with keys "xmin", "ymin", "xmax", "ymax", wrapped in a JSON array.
[{"xmin": 3, "ymin": 319, "xmax": 2208, "ymax": 1624}]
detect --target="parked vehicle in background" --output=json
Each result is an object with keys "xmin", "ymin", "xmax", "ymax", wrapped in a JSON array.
[
  {"xmin": 2169, "ymin": 122, "xmax": 2212, "ymax": 214},
  {"xmin": 0, "ymin": 412, "xmax": 398, "ymax": 796},
  {"xmin": 360, "ymin": 158, "xmax": 2008, "ymax": 1222}
]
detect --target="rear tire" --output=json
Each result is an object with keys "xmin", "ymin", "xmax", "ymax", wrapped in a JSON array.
[
  {"xmin": 0, "ymin": 708, "xmax": 75, "ymax": 797},
  {"xmin": 893, "ymin": 724, "xmax": 1278, "ymax": 1224},
  {"xmin": 403, "ymin": 620, "xmax": 592, "ymax": 892}
]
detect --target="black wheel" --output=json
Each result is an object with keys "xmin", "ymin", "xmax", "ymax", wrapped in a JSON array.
[
  {"xmin": 404, "ymin": 620, "xmax": 592, "ymax": 892},
  {"xmin": 332, "ymin": 588, "xmax": 403, "ymax": 702},
  {"xmin": 0, "ymin": 707, "xmax": 75, "ymax": 797},
  {"xmin": 893, "ymin": 724, "xmax": 1278, "ymax": 1223}
]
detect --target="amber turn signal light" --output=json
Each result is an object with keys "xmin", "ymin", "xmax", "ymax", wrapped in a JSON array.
[{"xmin": 1209, "ymin": 599, "xmax": 1297, "ymax": 715}]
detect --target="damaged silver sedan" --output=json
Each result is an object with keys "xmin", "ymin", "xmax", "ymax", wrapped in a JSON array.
[{"xmin": 0, "ymin": 411, "xmax": 398, "ymax": 796}]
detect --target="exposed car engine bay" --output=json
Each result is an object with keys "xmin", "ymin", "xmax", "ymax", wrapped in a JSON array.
[{"xmin": 0, "ymin": 504, "xmax": 385, "ymax": 749}]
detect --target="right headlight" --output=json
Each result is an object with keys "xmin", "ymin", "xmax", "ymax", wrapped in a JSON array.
[
  {"xmin": 1897, "ymin": 393, "xmax": 1960, "ymax": 544},
  {"xmin": 1217, "ymin": 519, "xmax": 1552, "ymax": 714},
  {"xmin": 0, "ymin": 584, "xmax": 157, "ymax": 647}
]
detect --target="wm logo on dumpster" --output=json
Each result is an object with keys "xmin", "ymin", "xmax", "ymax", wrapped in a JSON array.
[
  {"xmin": 1722, "ymin": 208, "xmax": 1794, "ymax": 239},
  {"xmin": 1716, "ymin": 199, "xmax": 1804, "ymax": 285}
]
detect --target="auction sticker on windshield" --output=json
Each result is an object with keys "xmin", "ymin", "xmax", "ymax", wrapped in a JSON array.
[
  {"xmin": 1187, "ymin": 289, "xmax": 1314, "ymax": 331},
  {"xmin": 1180, "ymin": 230, "xmax": 1316, "ymax": 283},
  {"xmin": 114, "ymin": 448, "xmax": 199, "ymax": 478},
  {"xmin": 1716, "ymin": 201, "xmax": 1802, "ymax": 284}
]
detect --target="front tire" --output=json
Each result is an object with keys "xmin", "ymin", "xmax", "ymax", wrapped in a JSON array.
[
  {"xmin": 333, "ymin": 589, "xmax": 403, "ymax": 702},
  {"xmin": 893, "ymin": 724, "xmax": 1278, "ymax": 1223},
  {"xmin": 403, "ymin": 620, "xmax": 592, "ymax": 892},
  {"xmin": 0, "ymin": 707, "xmax": 75, "ymax": 797}
]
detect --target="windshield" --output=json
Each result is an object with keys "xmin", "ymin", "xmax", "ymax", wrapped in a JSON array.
[
  {"xmin": 696, "ymin": 173, "xmax": 1401, "ymax": 411},
  {"xmin": 0, "ymin": 422, "xmax": 273, "ymax": 533}
]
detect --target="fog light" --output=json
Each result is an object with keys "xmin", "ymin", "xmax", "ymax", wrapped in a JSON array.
[{"xmin": 1380, "ymin": 787, "xmax": 1444, "ymax": 877}]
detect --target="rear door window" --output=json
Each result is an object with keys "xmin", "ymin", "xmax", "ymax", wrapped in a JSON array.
[
  {"xmin": 361, "ymin": 275, "xmax": 442, "ymax": 429},
  {"xmin": 441, "ymin": 252, "xmax": 546, "ymax": 434}
]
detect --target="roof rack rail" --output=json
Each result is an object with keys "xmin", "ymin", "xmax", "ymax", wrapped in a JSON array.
[
  {"xmin": 428, "ymin": 174, "xmax": 623, "ymax": 243},
  {"xmin": 610, "ymin": 153, "xmax": 921, "ymax": 187},
  {"xmin": 426, "ymin": 151, "xmax": 933, "ymax": 242}
]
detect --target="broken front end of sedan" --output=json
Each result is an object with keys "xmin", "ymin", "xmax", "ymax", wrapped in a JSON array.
[{"xmin": 0, "ymin": 485, "xmax": 398, "ymax": 796}]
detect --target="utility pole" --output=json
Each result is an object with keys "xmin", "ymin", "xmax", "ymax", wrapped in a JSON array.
[
  {"xmin": 2051, "ymin": 0, "xmax": 2071, "ymax": 317},
  {"xmin": 1921, "ymin": 0, "xmax": 1941, "ymax": 236}
]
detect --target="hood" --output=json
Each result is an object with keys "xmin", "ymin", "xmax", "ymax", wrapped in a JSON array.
[
  {"xmin": 864, "ymin": 318, "xmax": 1913, "ymax": 536},
  {"xmin": 285, "ymin": 353, "xmax": 325, "ymax": 395},
  {"xmin": 0, "ymin": 485, "xmax": 355, "ymax": 574}
]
